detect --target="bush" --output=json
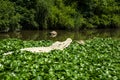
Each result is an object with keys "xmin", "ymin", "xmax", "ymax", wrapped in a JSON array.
[
  {"xmin": 0, "ymin": 0, "xmax": 21, "ymax": 32},
  {"xmin": 0, "ymin": 0, "xmax": 120, "ymax": 30}
]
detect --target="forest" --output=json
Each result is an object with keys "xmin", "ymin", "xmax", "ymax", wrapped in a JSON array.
[{"xmin": 0, "ymin": 0, "xmax": 120, "ymax": 32}]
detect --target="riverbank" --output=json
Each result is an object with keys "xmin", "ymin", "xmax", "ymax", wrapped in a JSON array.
[
  {"xmin": 0, "ymin": 0, "xmax": 120, "ymax": 32},
  {"xmin": 0, "ymin": 38, "xmax": 120, "ymax": 79}
]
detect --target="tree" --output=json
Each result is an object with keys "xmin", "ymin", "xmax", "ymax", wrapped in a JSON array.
[{"xmin": 0, "ymin": 0, "xmax": 21, "ymax": 32}]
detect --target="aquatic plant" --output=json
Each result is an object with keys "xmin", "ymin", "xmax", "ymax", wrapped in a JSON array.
[{"xmin": 0, "ymin": 38, "xmax": 120, "ymax": 79}]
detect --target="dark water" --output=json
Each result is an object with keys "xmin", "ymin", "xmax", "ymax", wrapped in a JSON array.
[{"xmin": 0, "ymin": 29, "xmax": 120, "ymax": 41}]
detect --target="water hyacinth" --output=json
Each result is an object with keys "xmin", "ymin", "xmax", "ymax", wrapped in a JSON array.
[{"xmin": 0, "ymin": 38, "xmax": 120, "ymax": 80}]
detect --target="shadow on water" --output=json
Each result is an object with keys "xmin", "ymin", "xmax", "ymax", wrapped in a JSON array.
[{"xmin": 0, "ymin": 29, "xmax": 120, "ymax": 41}]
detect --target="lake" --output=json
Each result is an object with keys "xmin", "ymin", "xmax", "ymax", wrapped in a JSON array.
[{"xmin": 0, "ymin": 29, "xmax": 120, "ymax": 41}]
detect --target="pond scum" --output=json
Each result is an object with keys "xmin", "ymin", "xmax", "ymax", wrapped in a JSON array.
[{"xmin": 0, "ymin": 38, "xmax": 120, "ymax": 80}]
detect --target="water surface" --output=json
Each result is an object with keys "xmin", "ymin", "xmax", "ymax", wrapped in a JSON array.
[{"xmin": 0, "ymin": 29, "xmax": 120, "ymax": 41}]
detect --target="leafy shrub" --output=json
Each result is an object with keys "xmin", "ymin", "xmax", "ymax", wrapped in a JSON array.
[
  {"xmin": 0, "ymin": 0, "xmax": 21, "ymax": 32},
  {"xmin": 1, "ymin": 0, "xmax": 120, "ymax": 30}
]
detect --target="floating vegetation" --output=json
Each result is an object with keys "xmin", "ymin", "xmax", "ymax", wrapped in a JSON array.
[{"xmin": 0, "ymin": 38, "xmax": 120, "ymax": 79}]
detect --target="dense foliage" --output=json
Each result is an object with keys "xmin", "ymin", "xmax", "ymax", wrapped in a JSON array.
[
  {"xmin": 0, "ymin": 0, "xmax": 120, "ymax": 31},
  {"xmin": 0, "ymin": 0, "xmax": 21, "ymax": 32},
  {"xmin": 0, "ymin": 38, "xmax": 120, "ymax": 79}
]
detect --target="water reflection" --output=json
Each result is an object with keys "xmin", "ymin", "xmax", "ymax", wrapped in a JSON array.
[{"xmin": 0, "ymin": 29, "xmax": 120, "ymax": 41}]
